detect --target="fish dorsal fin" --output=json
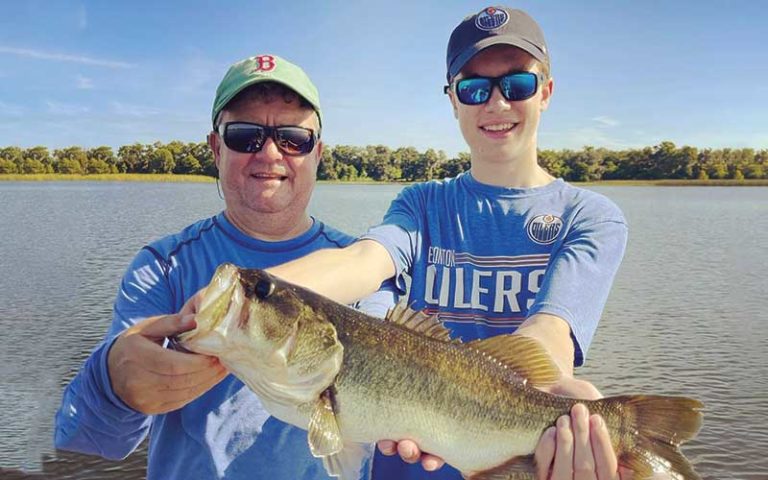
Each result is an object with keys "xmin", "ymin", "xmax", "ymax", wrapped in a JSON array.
[
  {"xmin": 466, "ymin": 335, "xmax": 560, "ymax": 388},
  {"xmin": 385, "ymin": 302, "xmax": 456, "ymax": 343}
]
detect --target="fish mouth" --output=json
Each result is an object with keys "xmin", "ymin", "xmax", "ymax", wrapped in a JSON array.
[{"xmin": 177, "ymin": 263, "xmax": 240, "ymax": 343}]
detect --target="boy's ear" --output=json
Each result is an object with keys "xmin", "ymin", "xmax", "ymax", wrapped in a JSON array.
[
  {"xmin": 540, "ymin": 77, "xmax": 554, "ymax": 112},
  {"xmin": 447, "ymin": 89, "xmax": 459, "ymax": 119}
]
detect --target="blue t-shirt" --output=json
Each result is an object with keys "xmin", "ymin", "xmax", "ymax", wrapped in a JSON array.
[
  {"xmin": 54, "ymin": 212, "xmax": 394, "ymax": 480},
  {"xmin": 362, "ymin": 173, "xmax": 628, "ymax": 479}
]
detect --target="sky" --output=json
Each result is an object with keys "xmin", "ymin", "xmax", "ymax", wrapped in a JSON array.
[{"xmin": 1, "ymin": 0, "xmax": 767, "ymax": 157}]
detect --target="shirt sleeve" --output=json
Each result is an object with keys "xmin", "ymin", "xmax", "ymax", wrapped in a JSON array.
[
  {"xmin": 360, "ymin": 186, "xmax": 422, "ymax": 295},
  {"xmin": 527, "ymin": 217, "xmax": 628, "ymax": 366},
  {"xmin": 54, "ymin": 246, "xmax": 175, "ymax": 459}
]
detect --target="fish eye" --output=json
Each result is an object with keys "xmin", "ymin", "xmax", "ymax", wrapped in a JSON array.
[{"xmin": 254, "ymin": 279, "xmax": 275, "ymax": 299}]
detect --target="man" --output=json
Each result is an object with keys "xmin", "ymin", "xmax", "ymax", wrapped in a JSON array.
[
  {"xmin": 267, "ymin": 6, "xmax": 629, "ymax": 480},
  {"xmin": 54, "ymin": 54, "xmax": 393, "ymax": 479}
]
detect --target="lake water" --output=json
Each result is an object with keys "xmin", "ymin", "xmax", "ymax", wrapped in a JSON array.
[{"xmin": 0, "ymin": 182, "xmax": 766, "ymax": 479}]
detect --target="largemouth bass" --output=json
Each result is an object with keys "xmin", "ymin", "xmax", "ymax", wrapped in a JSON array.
[{"xmin": 177, "ymin": 263, "xmax": 703, "ymax": 480}]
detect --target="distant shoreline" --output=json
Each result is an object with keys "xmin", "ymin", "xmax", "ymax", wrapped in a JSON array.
[{"xmin": 0, "ymin": 173, "xmax": 767, "ymax": 186}]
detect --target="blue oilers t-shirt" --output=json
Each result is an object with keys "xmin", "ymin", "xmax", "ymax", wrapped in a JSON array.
[{"xmin": 362, "ymin": 172, "xmax": 627, "ymax": 480}]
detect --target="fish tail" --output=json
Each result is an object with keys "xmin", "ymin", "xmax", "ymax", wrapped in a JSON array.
[{"xmin": 605, "ymin": 394, "xmax": 704, "ymax": 480}]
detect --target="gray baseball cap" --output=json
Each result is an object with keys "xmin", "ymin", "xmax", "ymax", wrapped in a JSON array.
[{"xmin": 446, "ymin": 6, "xmax": 549, "ymax": 82}]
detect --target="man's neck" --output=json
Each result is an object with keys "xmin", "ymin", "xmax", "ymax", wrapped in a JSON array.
[{"xmin": 224, "ymin": 209, "xmax": 314, "ymax": 242}]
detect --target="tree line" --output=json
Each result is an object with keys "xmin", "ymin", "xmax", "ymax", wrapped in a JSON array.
[{"xmin": 0, "ymin": 141, "xmax": 765, "ymax": 181}]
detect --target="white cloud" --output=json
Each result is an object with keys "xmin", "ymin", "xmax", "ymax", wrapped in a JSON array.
[
  {"xmin": 76, "ymin": 74, "xmax": 94, "ymax": 89},
  {"xmin": 0, "ymin": 46, "xmax": 133, "ymax": 69},
  {"xmin": 46, "ymin": 101, "xmax": 90, "ymax": 116},
  {"xmin": 592, "ymin": 116, "xmax": 619, "ymax": 127},
  {"xmin": 110, "ymin": 101, "xmax": 162, "ymax": 117}
]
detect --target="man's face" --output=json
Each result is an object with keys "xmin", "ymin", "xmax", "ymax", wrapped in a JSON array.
[
  {"xmin": 449, "ymin": 44, "xmax": 553, "ymax": 165},
  {"xmin": 210, "ymin": 95, "xmax": 321, "ymax": 220}
]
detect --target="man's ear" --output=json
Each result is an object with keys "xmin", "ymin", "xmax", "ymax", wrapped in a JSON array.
[
  {"xmin": 207, "ymin": 131, "xmax": 221, "ymax": 170},
  {"xmin": 314, "ymin": 140, "xmax": 324, "ymax": 171},
  {"xmin": 540, "ymin": 77, "xmax": 554, "ymax": 112}
]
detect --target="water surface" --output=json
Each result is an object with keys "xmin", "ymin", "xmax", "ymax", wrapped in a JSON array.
[{"xmin": 0, "ymin": 182, "xmax": 766, "ymax": 479}]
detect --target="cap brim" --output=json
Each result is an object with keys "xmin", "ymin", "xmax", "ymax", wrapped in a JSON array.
[
  {"xmin": 213, "ymin": 77, "xmax": 321, "ymax": 127},
  {"xmin": 448, "ymin": 35, "xmax": 548, "ymax": 80}
]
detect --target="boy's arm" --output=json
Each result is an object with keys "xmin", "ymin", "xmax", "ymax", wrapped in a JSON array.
[{"xmin": 268, "ymin": 239, "xmax": 396, "ymax": 303}]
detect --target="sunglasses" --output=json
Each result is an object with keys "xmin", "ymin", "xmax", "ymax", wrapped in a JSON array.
[
  {"xmin": 217, "ymin": 122, "xmax": 317, "ymax": 156},
  {"xmin": 444, "ymin": 72, "xmax": 542, "ymax": 105}
]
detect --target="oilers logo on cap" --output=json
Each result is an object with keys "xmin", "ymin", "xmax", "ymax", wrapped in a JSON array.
[
  {"xmin": 527, "ymin": 214, "xmax": 563, "ymax": 245},
  {"xmin": 475, "ymin": 7, "xmax": 509, "ymax": 31}
]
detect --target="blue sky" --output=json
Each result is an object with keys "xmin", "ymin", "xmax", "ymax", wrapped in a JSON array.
[{"xmin": 1, "ymin": 1, "xmax": 766, "ymax": 157}]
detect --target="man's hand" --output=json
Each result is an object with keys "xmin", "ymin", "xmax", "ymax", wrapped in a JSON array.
[
  {"xmin": 108, "ymin": 313, "xmax": 228, "ymax": 415},
  {"xmin": 376, "ymin": 439, "xmax": 445, "ymax": 472}
]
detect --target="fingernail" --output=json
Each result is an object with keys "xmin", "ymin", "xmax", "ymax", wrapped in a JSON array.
[
  {"xmin": 423, "ymin": 459, "xmax": 439, "ymax": 471},
  {"xmin": 557, "ymin": 415, "xmax": 570, "ymax": 428}
]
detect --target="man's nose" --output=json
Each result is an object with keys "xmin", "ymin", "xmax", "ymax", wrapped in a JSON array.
[{"xmin": 254, "ymin": 136, "xmax": 282, "ymax": 161}]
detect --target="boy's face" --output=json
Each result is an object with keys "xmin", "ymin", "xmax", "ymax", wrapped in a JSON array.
[{"xmin": 449, "ymin": 44, "xmax": 553, "ymax": 165}]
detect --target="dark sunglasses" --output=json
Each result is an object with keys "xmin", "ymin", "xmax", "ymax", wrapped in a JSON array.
[
  {"xmin": 444, "ymin": 72, "xmax": 542, "ymax": 105},
  {"xmin": 217, "ymin": 122, "xmax": 317, "ymax": 156}
]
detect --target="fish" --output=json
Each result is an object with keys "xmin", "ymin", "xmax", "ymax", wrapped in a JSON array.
[{"xmin": 176, "ymin": 263, "xmax": 704, "ymax": 480}]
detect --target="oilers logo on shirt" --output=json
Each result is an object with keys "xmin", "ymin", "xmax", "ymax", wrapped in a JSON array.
[{"xmin": 526, "ymin": 214, "xmax": 563, "ymax": 245}]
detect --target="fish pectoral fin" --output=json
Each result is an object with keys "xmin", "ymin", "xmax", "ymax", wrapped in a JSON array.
[
  {"xmin": 322, "ymin": 442, "xmax": 375, "ymax": 480},
  {"xmin": 466, "ymin": 335, "xmax": 560, "ymax": 387},
  {"xmin": 385, "ymin": 301, "xmax": 456, "ymax": 342},
  {"xmin": 308, "ymin": 390, "xmax": 343, "ymax": 457},
  {"xmin": 466, "ymin": 454, "xmax": 537, "ymax": 480}
]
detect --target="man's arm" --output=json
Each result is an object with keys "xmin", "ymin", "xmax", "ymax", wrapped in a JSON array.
[
  {"xmin": 54, "ymin": 248, "xmax": 225, "ymax": 459},
  {"xmin": 268, "ymin": 239, "xmax": 396, "ymax": 303}
]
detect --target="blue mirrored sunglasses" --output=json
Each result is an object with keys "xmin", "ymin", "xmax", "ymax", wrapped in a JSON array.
[{"xmin": 444, "ymin": 72, "xmax": 542, "ymax": 105}]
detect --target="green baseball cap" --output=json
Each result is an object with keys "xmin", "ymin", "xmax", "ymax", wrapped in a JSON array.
[{"xmin": 211, "ymin": 54, "xmax": 321, "ymax": 128}]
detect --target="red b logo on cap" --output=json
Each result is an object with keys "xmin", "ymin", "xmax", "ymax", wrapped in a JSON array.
[{"xmin": 253, "ymin": 55, "xmax": 276, "ymax": 72}]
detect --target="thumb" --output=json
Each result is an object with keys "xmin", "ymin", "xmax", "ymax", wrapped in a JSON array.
[{"xmin": 135, "ymin": 313, "xmax": 197, "ymax": 340}]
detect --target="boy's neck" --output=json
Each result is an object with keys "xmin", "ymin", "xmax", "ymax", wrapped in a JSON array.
[{"xmin": 470, "ymin": 151, "xmax": 555, "ymax": 188}]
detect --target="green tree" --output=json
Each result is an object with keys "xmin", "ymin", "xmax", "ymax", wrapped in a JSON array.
[
  {"xmin": 318, "ymin": 146, "xmax": 339, "ymax": 180},
  {"xmin": 21, "ymin": 158, "xmax": 47, "ymax": 174},
  {"xmin": 54, "ymin": 147, "xmax": 88, "ymax": 173},
  {"xmin": 0, "ymin": 146, "xmax": 24, "ymax": 171},
  {"xmin": 176, "ymin": 154, "xmax": 202, "ymax": 175},
  {"xmin": 25, "ymin": 146, "xmax": 53, "ymax": 172},
  {"xmin": 118, "ymin": 143, "xmax": 150, "ymax": 173},
  {"xmin": 150, "ymin": 148, "xmax": 175, "ymax": 173},
  {"xmin": 538, "ymin": 149, "xmax": 567, "ymax": 178},
  {"xmin": 87, "ymin": 146, "xmax": 117, "ymax": 174},
  {"xmin": 58, "ymin": 158, "xmax": 83, "ymax": 174},
  {"xmin": 563, "ymin": 146, "xmax": 604, "ymax": 182},
  {"xmin": 438, "ymin": 152, "xmax": 471, "ymax": 178},
  {"xmin": 0, "ymin": 158, "xmax": 18, "ymax": 173},
  {"xmin": 394, "ymin": 147, "xmax": 423, "ymax": 181}
]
